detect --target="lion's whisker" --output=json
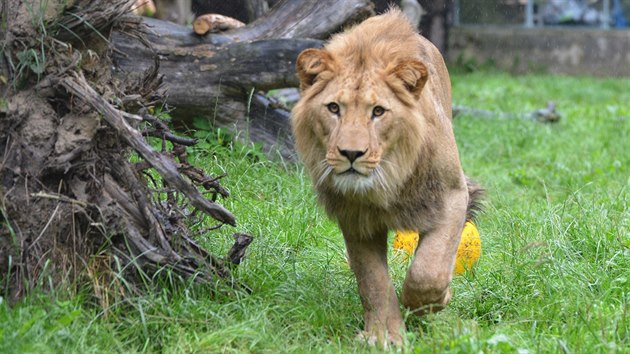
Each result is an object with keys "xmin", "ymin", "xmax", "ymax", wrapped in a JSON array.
[
  {"xmin": 311, "ymin": 159, "xmax": 327, "ymax": 176},
  {"xmin": 316, "ymin": 162, "xmax": 332, "ymax": 188},
  {"xmin": 374, "ymin": 167, "xmax": 392, "ymax": 195}
]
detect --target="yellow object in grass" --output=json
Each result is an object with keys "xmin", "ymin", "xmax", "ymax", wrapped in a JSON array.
[
  {"xmin": 393, "ymin": 221, "xmax": 481, "ymax": 275},
  {"xmin": 454, "ymin": 221, "xmax": 481, "ymax": 274},
  {"xmin": 392, "ymin": 230, "xmax": 420, "ymax": 256}
]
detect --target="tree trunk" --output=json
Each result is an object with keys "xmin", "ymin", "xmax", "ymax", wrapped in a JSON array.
[{"xmin": 111, "ymin": 0, "xmax": 374, "ymax": 158}]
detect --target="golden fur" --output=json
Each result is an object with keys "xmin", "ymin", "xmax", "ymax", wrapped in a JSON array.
[{"xmin": 291, "ymin": 9, "xmax": 481, "ymax": 347}]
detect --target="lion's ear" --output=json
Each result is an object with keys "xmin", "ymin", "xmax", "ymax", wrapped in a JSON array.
[
  {"xmin": 296, "ymin": 48, "xmax": 334, "ymax": 91},
  {"xmin": 387, "ymin": 59, "xmax": 428, "ymax": 98}
]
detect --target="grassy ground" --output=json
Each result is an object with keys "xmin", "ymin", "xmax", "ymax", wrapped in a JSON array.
[{"xmin": 1, "ymin": 72, "xmax": 628, "ymax": 353}]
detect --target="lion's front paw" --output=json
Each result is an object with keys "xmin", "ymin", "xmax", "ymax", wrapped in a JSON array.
[
  {"xmin": 402, "ymin": 286, "xmax": 452, "ymax": 316},
  {"xmin": 356, "ymin": 320, "xmax": 405, "ymax": 349},
  {"xmin": 355, "ymin": 331, "xmax": 379, "ymax": 347},
  {"xmin": 355, "ymin": 326, "xmax": 404, "ymax": 349}
]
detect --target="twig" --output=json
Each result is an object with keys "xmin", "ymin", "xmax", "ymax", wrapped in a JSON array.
[
  {"xmin": 26, "ymin": 203, "xmax": 61, "ymax": 253},
  {"xmin": 121, "ymin": 111, "xmax": 143, "ymax": 121},
  {"xmin": 197, "ymin": 223, "xmax": 225, "ymax": 234},
  {"xmin": 141, "ymin": 128, "xmax": 197, "ymax": 146},
  {"xmin": 30, "ymin": 191, "xmax": 88, "ymax": 207}
]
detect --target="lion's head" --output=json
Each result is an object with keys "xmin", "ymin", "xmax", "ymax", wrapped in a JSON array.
[{"xmin": 291, "ymin": 10, "xmax": 448, "ymax": 206}]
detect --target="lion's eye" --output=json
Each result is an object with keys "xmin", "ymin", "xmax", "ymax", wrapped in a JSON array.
[
  {"xmin": 372, "ymin": 106, "xmax": 386, "ymax": 117},
  {"xmin": 327, "ymin": 102, "xmax": 340, "ymax": 114}
]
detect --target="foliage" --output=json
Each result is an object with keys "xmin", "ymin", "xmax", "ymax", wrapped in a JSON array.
[
  {"xmin": 190, "ymin": 116, "xmax": 267, "ymax": 163},
  {"xmin": 11, "ymin": 0, "xmax": 49, "ymax": 85},
  {"xmin": 1, "ymin": 72, "xmax": 628, "ymax": 353}
]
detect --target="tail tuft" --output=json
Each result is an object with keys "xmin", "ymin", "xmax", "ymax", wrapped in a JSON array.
[{"xmin": 466, "ymin": 177, "xmax": 484, "ymax": 221}]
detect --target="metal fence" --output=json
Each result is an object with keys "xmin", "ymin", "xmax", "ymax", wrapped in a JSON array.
[{"xmin": 453, "ymin": 0, "xmax": 629, "ymax": 29}]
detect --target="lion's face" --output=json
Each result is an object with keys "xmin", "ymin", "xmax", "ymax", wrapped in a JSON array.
[
  {"xmin": 308, "ymin": 76, "xmax": 401, "ymax": 195},
  {"xmin": 292, "ymin": 48, "xmax": 430, "ymax": 198}
]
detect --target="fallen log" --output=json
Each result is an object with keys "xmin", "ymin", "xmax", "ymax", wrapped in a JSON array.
[{"xmin": 111, "ymin": 0, "xmax": 375, "ymax": 158}]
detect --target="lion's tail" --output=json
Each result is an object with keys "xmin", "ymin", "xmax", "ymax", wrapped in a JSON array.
[{"xmin": 466, "ymin": 177, "xmax": 484, "ymax": 222}]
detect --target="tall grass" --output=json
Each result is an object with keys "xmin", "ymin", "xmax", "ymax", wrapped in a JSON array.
[{"xmin": 1, "ymin": 72, "xmax": 628, "ymax": 353}]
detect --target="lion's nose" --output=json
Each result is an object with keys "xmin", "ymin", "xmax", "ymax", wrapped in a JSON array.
[{"xmin": 338, "ymin": 148, "xmax": 366, "ymax": 163}]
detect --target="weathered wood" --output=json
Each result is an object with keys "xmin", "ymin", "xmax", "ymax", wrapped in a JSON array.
[
  {"xmin": 227, "ymin": 0, "xmax": 374, "ymax": 41},
  {"xmin": 60, "ymin": 72, "xmax": 236, "ymax": 225},
  {"xmin": 227, "ymin": 233, "xmax": 254, "ymax": 265},
  {"xmin": 193, "ymin": 14, "xmax": 245, "ymax": 35},
  {"xmin": 243, "ymin": 0, "xmax": 268, "ymax": 22},
  {"xmin": 112, "ymin": 29, "xmax": 321, "ymax": 113},
  {"xmin": 111, "ymin": 0, "xmax": 374, "ymax": 158},
  {"xmin": 55, "ymin": 0, "xmax": 136, "ymax": 42}
]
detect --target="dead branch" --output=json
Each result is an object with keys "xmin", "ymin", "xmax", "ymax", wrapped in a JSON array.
[
  {"xmin": 193, "ymin": 14, "xmax": 245, "ymax": 35},
  {"xmin": 60, "ymin": 72, "xmax": 235, "ymax": 225},
  {"xmin": 226, "ymin": 0, "xmax": 374, "ymax": 41},
  {"xmin": 227, "ymin": 233, "xmax": 254, "ymax": 265}
]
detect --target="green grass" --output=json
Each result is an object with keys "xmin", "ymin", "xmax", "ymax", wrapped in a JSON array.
[{"xmin": 2, "ymin": 72, "xmax": 629, "ymax": 353}]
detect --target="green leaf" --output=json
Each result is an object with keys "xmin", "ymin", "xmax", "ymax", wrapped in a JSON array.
[
  {"xmin": 192, "ymin": 117, "xmax": 211, "ymax": 131},
  {"xmin": 56, "ymin": 309, "xmax": 82, "ymax": 327}
]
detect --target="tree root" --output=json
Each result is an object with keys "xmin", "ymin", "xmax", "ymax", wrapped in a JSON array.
[{"xmin": 1, "ymin": 0, "xmax": 252, "ymax": 302}]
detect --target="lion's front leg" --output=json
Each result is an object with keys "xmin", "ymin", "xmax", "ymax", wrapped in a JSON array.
[
  {"xmin": 401, "ymin": 188, "xmax": 468, "ymax": 315},
  {"xmin": 342, "ymin": 225, "xmax": 404, "ymax": 347}
]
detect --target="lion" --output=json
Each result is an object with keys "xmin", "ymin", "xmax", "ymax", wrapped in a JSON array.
[{"xmin": 290, "ymin": 9, "xmax": 482, "ymax": 347}]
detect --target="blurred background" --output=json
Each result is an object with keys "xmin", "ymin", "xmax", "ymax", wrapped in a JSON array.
[{"xmin": 140, "ymin": 0, "xmax": 630, "ymax": 76}]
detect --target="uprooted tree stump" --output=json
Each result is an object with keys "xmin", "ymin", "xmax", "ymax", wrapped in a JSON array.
[
  {"xmin": 0, "ymin": 0, "xmax": 373, "ymax": 303},
  {"xmin": 0, "ymin": 0, "xmax": 249, "ymax": 304}
]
